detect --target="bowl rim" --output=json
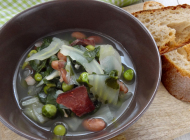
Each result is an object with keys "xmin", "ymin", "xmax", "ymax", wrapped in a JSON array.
[{"xmin": 0, "ymin": 0, "xmax": 162, "ymax": 139}]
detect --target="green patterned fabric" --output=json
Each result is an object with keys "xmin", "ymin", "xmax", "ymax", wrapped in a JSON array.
[{"xmin": 0, "ymin": 0, "xmax": 139, "ymax": 27}]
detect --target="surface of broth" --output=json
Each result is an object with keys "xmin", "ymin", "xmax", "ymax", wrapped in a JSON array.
[{"xmin": 13, "ymin": 29, "xmax": 136, "ymax": 136}]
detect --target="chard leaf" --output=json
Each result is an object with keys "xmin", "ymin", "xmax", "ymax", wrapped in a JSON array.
[
  {"xmin": 109, "ymin": 70, "xmax": 118, "ymax": 78},
  {"xmin": 83, "ymin": 47, "xmax": 100, "ymax": 63},
  {"xmin": 29, "ymin": 60, "xmax": 40, "ymax": 71},
  {"xmin": 73, "ymin": 45, "xmax": 81, "ymax": 50},
  {"xmin": 105, "ymin": 77, "xmax": 119, "ymax": 90},
  {"xmin": 36, "ymin": 60, "xmax": 47, "ymax": 73},
  {"xmin": 36, "ymin": 37, "xmax": 52, "ymax": 52},
  {"xmin": 46, "ymin": 88, "xmax": 57, "ymax": 106}
]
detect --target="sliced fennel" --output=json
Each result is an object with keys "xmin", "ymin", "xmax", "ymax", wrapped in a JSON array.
[
  {"xmin": 88, "ymin": 75, "xmax": 120, "ymax": 105},
  {"xmin": 46, "ymin": 70, "xmax": 59, "ymax": 80},
  {"xmin": 25, "ymin": 37, "xmax": 65, "ymax": 62},
  {"xmin": 99, "ymin": 45, "xmax": 122, "ymax": 77},
  {"xmin": 36, "ymin": 70, "xmax": 59, "ymax": 87},
  {"xmin": 100, "ymin": 56, "xmax": 122, "ymax": 77},
  {"xmin": 99, "ymin": 45, "xmax": 121, "ymax": 63},
  {"xmin": 22, "ymin": 97, "xmax": 39, "ymax": 106},
  {"xmin": 60, "ymin": 45, "xmax": 104, "ymax": 74}
]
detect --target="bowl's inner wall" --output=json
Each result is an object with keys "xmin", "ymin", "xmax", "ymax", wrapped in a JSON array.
[{"xmin": 0, "ymin": 0, "xmax": 160, "ymax": 139}]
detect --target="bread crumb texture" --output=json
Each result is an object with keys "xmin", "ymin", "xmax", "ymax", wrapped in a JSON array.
[
  {"xmin": 143, "ymin": 1, "xmax": 164, "ymax": 10},
  {"xmin": 162, "ymin": 44, "xmax": 190, "ymax": 101},
  {"xmin": 132, "ymin": 4, "xmax": 190, "ymax": 54}
]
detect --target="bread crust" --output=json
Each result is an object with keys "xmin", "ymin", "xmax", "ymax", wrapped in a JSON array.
[
  {"xmin": 162, "ymin": 54, "xmax": 190, "ymax": 102},
  {"xmin": 132, "ymin": 4, "xmax": 190, "ymax": 54},
  {"xmin": 143, "ymin": 1, "xmax": 164, "ymax": 10}
]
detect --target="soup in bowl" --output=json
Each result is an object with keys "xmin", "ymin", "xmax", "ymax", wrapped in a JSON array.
[{"xmin": 0, "ymin": 0, "xmax": 161, "ymax": 139}]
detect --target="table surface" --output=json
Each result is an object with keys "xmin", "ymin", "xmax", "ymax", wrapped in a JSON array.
[{"xmin": 1, "ymin": 0, "xmax": 190, "ymax": 140}]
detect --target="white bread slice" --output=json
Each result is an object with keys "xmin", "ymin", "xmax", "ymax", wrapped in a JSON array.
[
  {"xmin": 143, "ymin": 1, "xmax": 164, "ymax": 10},
  {"xmin": 132, "ymin": 4, "xmax": 190, "ymax": 54},
  {"xmin": 162, "ymin": 44, "xmax": 190, "ymax": 101}
]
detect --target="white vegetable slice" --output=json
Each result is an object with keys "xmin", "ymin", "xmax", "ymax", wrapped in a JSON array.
[
  {"xmin": 60, "ymin": 45, "xmax": 103, "ymax": 74},
  {"xmin": 99, "ymin": 45, "xmax": 122, "ymax": 76},
  {"xmin": 22, "ymin": 97, "xmax": 39, "ymax": 106},
  {"xmin": 88, "ymin": 75, "xmax": 119, "ymax": 105},
  {"xmin": 99, "ymin": 45, "xmax": 121, "ymax": 63},
  {"xmin": 25, "ymin": 37, "xmax": 65, "ymax": 62},
  {"xmin": 23, "ymin": 108, "xmax": 38, "ymax": 122},
  {"xmin": 46, "ymin": 70, "xmax": 59, "ymax": 80},
  {"xmin": 32, "ymin": 102, "xmax": 49, "ymax": 123},
  {"xmin": 100, "ymin": 56, "xmax": 122, "ymax": 76},
  {"xmin": 36, "ymin": 70, "xmax": 59, "ymax": 87}
]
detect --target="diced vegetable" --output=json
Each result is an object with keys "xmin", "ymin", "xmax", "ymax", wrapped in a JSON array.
[
  {"xmin": 25, "ymin": 76, "xmax": 36, "ymax": 86},
  {"xmin": 60, "ymin": 45, "xmax": 103, "ymax": 74},
  {"xmin": 25, "ymin": 38, "xmax": 65, "ymax": 62},
  {"xmin": 88, "ymin": 75, "xmax": 120, "ymax": 105}
]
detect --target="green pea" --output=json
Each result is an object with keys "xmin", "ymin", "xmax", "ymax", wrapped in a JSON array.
[
  {"xmin": 78, "ymin": 72, "xmax": 89, "ymax": 83},
  {"xmin": 62, "ymin": 83, "xmax": 74, "ymax": 92},
  {"xmin": 123, "ymin": 69, "xmax": 134, "ymax": 81},
  {"xmin": 27, "ymin": 50, "xmax": 37, "ymax": 57},
  {"xmin": 53, "ymin": 125, "xmax": 66, "ymax": 136},
  {"xmin": 122, "ymin": 65, "xmax": 124, "ymax": 73},
  {"xmin": 44, "ymin": 85, "xmax": 50, "ymax": 94},
  {"xmin": 42, "ymin": 104, "xmax": 57, "ymax": 119},
  {"xmin": 34, "ymin": 73, "xmax": 42, "ymax": 82},
  {"xmin": 86, "ymin": 45, "xmax": 95, "ymax": 51}
]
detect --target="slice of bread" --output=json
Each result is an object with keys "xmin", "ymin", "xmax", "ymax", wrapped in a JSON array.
[
  {"xmin": 143, "ymin": 1, "xmax": 164, "ymax": 10},
  {"xmin": 162, "ymin": 44, "xmax": 190, "ymax": 101},
  {"xmin": 132, "ymin": 4, "xmax": 190, "ymax": 54}
]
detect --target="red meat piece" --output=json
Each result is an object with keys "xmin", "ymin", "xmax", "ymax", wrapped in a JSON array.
[{"xmin": 56, "ymin": 86, "xmax": 95, "ymax": 117}]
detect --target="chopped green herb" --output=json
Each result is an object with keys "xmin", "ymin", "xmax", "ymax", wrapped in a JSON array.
[
  {"xmin": 36, "ymin": 37, "xmax": 52, "ymax": 52},
  {"xmin": 105, "ymin": 76, "xmax": 119, "ymax": 90},
  {"xmin": 83, "ymin": 46, "xmax": 100, "ymax": 62}
]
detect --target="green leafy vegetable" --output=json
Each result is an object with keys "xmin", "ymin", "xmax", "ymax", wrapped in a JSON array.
[
  {"xmin": 38, "ymin": 92, "xmax": 47, "ymax": 104},
  {"xmin": 36, "ymin": 59, "xmax": 47, "ymax": 73},
  {"xmin": 105, "ymin": 70, "xmax": 119, "ymax": 90},
  {"xmin": 49, "ymin": 55, "xmax": 58, "ymax": 65},
  {"xmin": 72, "ymin": 45, "xmax": 81, "ymax": 50},
  {"xmin": 105, "ymin": 77, "xmax": 119, "ymax": 90},
  {"xmin": 36, "ymin": 37, "xmax": 52, "ymax": 52},
  {"xmin": 83, "ymin": 46, "xmax": 100, "ymax": 62},
  {"xmin": 46, "ymin": 88, "xmax": 57, "ymax": 106},
  {"xmin": 29, "ymin": 60, "xmax": 40, "ymax": 71}
]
